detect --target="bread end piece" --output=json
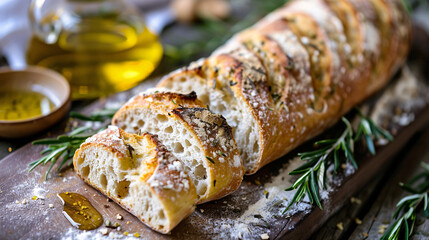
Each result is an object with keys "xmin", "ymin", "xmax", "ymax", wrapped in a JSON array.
[{"xmin": 73, "ymin": 126, "xmax": 197, "ymax": 234}]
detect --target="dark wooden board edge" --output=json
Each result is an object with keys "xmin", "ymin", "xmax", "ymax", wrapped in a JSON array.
[{"xmin": 348, "ymin": 127, "xmax": 429, "ymax": 239}]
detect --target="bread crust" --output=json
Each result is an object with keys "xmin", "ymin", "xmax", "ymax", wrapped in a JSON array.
[
  {"xmin": 112, "ymin": 92, "xmax": 244, "ymax": 203},
  {"xmin": 73, "ymin": 127, "xmax": 197, "ymax": 233}
]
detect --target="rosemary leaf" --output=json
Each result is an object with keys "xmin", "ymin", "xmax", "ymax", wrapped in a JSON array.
[{"xmin": 310, "ymin": 169, "xmax": 322, "ymax": 209}]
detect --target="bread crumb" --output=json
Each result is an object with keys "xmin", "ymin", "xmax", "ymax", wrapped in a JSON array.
[
  {"xmin": 49, "ymin": 204, "xmax": 54, "ymax": 208},
  {"xmin": 200, "ymin": 209, "xmax": 205, "ymax": 213},
  {"xmin": 378, "ymin": 224, "xmax": 388, "ymax": 234},
  {"xmin": 15, "ymin": 200, "xmax": 19, "ymax": 204},
  {"xmin": 362, "ymin": 232, "xmax": 368, "ymax": 237},
  {"xmin": 355, "ymin": 218, "xmax": 362, "ymax": 225},
  {"xmin": 116, "ymin": 214, "xmax": 123, "ymax": 220},
  {"xmin": 99, "ymin": 228, "xmax": 108, "ymax": 235},
  {"xmin": 21, "ymin": 199, "xmax": 27, "ymax": 204},
  {"xmin": 301, "ymin": 37, "xmax": 309, "ymax": 45},
  {"xmin": 260, "ymin": 233, "xmax": 269, "ymax": 239},
  {"xmin": 350, "ymin": 197, "xmax": 362, "ymax": 205},
  {"xmin": 336, "ymin": 222, "xmax": 343, "ymax": 231},
  {"xmin": 126, "ymin": 221, "xmax": 130, "ymax": 224}
]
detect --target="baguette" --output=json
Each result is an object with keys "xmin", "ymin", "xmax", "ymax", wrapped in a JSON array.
[
  {"xmin": 73, "ymin": 126, "xmax": 197, "ymax": 233},
  {"xmin": 112, "ymin": 91, "xmax": 244, "ymax": 203},
  {"xmin": 158, "ymin": 0, "xmax": 410, "ymax": 174}
]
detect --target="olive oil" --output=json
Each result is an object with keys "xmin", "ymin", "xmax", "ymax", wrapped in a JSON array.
[
  {"xmin": 0, "ymin": 90, "xmax": 56, "ymax": 121},
  {"xmin": 58, "ymin": 192, "xmax": 103, "ymax": 230},
  {"xmin": 27, "ymin": 19, "xmax": 163, "ymax": 99}
]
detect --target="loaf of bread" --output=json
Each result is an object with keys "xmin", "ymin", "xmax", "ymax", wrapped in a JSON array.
[
  {"xmin": 159, "ymin": 0, "xmax": 410, "ymax": 173},
  {"xmin": 74, "ymin": 0, "xmax": 410, "ymax": 234},
  {"xmin": 73, "ymin": 126, "xmax": 197, "ymax": 233}
]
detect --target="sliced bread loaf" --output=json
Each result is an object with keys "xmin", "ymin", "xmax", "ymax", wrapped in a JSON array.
[{"xmin": 112, "ymin": 91, "xmax": 244, "ymax": 203}]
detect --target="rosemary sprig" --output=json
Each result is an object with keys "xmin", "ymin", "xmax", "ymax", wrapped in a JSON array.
[
  {"xmin": 69, "ymin": 108, "xmax": 117, "ymax": 122},
  {"xmin": 381, "ymin": 163, "xmax": 429, "ymax": 240},
  {"xmin": 29, "ymin": 108, "xmax": 117, "ymax": 180},
  {"xmin": 283, "ymin": 109, "xmax": 393, "ymax": 213}
]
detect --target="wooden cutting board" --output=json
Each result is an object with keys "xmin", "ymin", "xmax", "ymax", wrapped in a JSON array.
[{"xmin": 1, "ymin": 30, "xmax": 429, "ymax": 240}]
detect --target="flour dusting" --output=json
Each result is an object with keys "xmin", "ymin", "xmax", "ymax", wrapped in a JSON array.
[{"xmin": 190, "ymin": 156, "xmax": 353, "ymax": 239}]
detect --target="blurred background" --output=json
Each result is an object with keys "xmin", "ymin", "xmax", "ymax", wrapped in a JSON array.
[
  {"xmin": 1, "ymin": 0, "xmax": 428, "ymax": 98},
  {"xmin": 0, "ymin": 0, "xmax": 289, "ymax": 99}
]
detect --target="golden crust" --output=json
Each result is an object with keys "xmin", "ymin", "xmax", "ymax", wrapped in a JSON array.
[
  {"xmin": 73, "ymin": 127, "xmax": 197, "ymax": 233},
  {"xmin": 112, "ymin": 92, "xmax": 244, "ymax": 203},
  {"xmin": 237, "ymin": 29, "xmax": 293, "ymax": 105}
]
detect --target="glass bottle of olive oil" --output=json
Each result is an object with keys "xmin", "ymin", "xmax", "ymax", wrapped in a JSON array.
[{"xmin": 27, "ymin": 0, "xmax": 163, "ymax": 99}]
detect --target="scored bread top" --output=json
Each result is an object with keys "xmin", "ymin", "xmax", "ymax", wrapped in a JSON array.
[
  {"xmin": 157, "ymin": 0, "xmax": 410, "ymax": 175},
  {"xmin": 74, "ymin": 126, "xmax": 197, "ymax": 233},
  {"xmin": 112, "ymin": 91, "xmax": 244, "ymax": 203}
]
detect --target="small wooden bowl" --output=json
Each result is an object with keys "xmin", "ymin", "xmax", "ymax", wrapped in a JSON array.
[{"xmin": 0, "ymin": 66, "xmax": 71, "ymax": 138}]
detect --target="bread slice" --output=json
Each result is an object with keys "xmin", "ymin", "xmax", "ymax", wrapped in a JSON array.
[
  {"xmin": 158, "ymin": 43, "xmax": 273, "ymax": 174},
  {"xmin": 112, "ymin": 91, "xmax": 244, "ymax": 203},
  {"xmin": 73, "ymin": 126, "xmax": 197, "ymax": 233}
]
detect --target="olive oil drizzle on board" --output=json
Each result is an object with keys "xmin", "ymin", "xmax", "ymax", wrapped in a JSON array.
[{"xmin": 57, "ymin": 192, "xmax": 103, "ymax": 230}]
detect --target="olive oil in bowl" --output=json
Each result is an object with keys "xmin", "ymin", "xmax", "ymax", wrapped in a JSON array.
[
  {"xmin": 0, "ymin": 90, "xmax": 56, "ymax": 121},
  {"xmin": 27, "ymin": 0, "xmax": 163, "ymax": 99}
]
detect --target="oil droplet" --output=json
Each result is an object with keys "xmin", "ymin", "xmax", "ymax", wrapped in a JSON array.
[{"xmin": 57, "ymin": 192, "xmax": 103, "ymax": 230}]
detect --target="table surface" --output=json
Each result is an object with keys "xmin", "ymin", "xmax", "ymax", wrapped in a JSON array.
[{"xmin": 2, "ymin": 2, "xmax": 429, "ymax": 239}]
